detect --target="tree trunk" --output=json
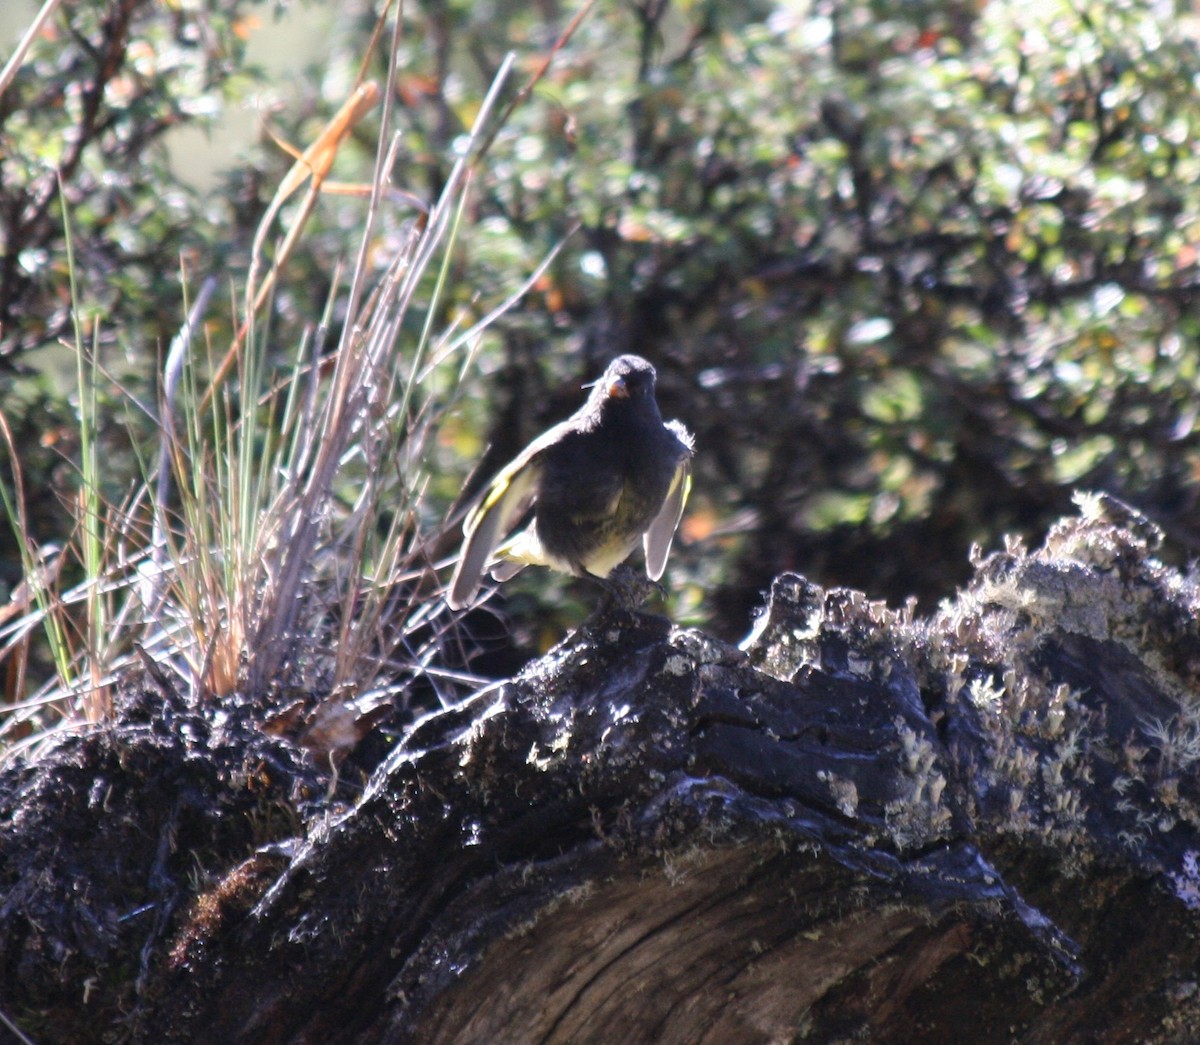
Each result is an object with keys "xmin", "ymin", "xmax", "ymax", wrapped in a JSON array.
[{"xmin": 3, "ymin": 496, "xmax": 1200, "ymax": 1043}]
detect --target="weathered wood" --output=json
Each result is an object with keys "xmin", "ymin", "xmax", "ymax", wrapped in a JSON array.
[{"xmin": 3, "ymin": 499, "xmax": 1200, "ymax": 1043}]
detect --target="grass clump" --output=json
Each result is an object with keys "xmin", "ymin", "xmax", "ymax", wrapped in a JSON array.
[{"xmin": 0, "ymin": 9, "xmax": 565, "ymax": 768}]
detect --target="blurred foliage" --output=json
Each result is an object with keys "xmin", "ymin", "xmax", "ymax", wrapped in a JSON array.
[
  {"xmin": 3, "ymin": 0, "xmax": 1200, "ymax": 657},
  {"xmin": 0, "ymin": 0, "xmax": 265, "ymax": 365}
]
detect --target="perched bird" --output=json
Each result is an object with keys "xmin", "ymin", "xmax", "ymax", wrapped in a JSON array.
[{"xmin": 448, "ymin": 355, "xmax": 693, "ymax": 610}]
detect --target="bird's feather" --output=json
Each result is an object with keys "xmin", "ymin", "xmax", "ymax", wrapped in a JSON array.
[
  {"xmin": 643, "ymin": 457, "xmax": 691, "ymax": 580},
  {"xmin": 447, "ymin": 454, "xmax": 543, "ymax": 609},
  {"xmin": 488, "ymin": 558, "xmax": 528, "ymax": 582}
]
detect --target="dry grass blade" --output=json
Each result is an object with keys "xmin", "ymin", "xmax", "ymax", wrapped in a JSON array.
[
  {"xmin": 243, "ymin": 53, "xmax": 518, "ymax": 695},
  {"xmin": 0, "ymin": 409, "xmax": 73, "ymax": 714},
  {"xmin": 198, "ymin": 80, "xmax": 383, "ymax": 415},
  {"xmin": 0, "ymin": 0, "xmax": 66, "ymax": 100}
]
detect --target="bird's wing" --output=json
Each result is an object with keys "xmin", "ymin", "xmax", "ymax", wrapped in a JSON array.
[
  {"xmin": 448, "ymin": 420, "xmax": 580, "ymax": 609},
  {"xmin": 448, "ymin": 452, "xmax": 544, "ymax": 610},
  {"xmin": 643, "ymin": 454, "xmax": 692, "ymax": 581}
]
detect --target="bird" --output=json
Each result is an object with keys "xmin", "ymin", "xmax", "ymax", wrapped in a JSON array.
[{"xmin": 447, "ymin": 355, "xmax": 693, "ymax": 610}]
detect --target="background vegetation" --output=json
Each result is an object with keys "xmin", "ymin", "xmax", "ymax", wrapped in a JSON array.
[{"xmin": 2, "ymin": 0, "xmax": 1199, "ymax": 744}]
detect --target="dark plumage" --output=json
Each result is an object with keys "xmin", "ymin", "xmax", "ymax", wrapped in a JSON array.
[{"xmin": 447, "ymin": 355, "xmax": 693, "ymax": 609}]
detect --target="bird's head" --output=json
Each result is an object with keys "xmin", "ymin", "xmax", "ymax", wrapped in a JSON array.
[{"xmin": 592, "ymin": 354, "xmax": 657, "ymax": 404}]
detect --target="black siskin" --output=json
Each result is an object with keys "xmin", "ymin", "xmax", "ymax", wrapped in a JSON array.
[{"xmin": 447, "ymin": 355, "xmax": 693, "ymax": 610}]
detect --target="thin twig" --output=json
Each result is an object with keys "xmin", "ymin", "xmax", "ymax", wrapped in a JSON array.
[
  {"xmin": 152, "ymin": 275, "xmax": 216, "ymax": 581},
  {"xmin": 0, "ymin": 0, "xmax": 65, "ymax": 100},
  {"xmin": 422, "ymin": 222, "xmax": 581, "ymax": 376},
  {"xmin": 0, "ymin": 1004, "xmax": 39, "ymax": 1045},
  {"xmin": 198, "ymin": 80, "xmax": 383, "ymax": 414},
  {"xmin": 473, "ymin": 0, "xmax": 598, "ymax": 164}
]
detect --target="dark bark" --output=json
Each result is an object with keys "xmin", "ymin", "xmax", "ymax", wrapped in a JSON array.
[{"xmin": 3, "ymin": 496, "xmax": 1200, "ymax": 1043}]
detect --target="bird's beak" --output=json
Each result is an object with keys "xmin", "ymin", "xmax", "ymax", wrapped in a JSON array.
[{"xmin": 608, "ymin": 377, "xmax": 629, "ymax": 399}]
